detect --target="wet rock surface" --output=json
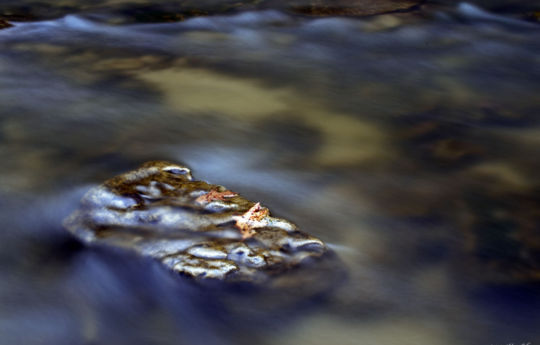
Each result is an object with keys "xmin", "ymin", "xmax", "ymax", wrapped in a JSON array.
[
  {"xmin": 64, "ymin": 161, "xmax": 338, "ymax": 285},
  {"xmin": 0, "ymin": 19, "xmax": 12, "ymax": 29},
  {"xmin": 0, "ymin": 0, "xmax": 424, "ymax": 23},
  {"xmin": 264, "ymin": 0, "xmax": 422, "ymax": 17}
]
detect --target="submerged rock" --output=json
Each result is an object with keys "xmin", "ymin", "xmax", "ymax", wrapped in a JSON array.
[
  {"xmin": 64, "ymin": 161, "xmax": 338, "ymax": 286},
  {"xmin": 458, "ymin": 185, "xmax": 540, "ymax": 284}
]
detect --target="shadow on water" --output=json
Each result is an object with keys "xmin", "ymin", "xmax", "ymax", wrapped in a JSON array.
[{"xmin": 6, "ymin": 229, "xmax": 347, "ymax": 345}]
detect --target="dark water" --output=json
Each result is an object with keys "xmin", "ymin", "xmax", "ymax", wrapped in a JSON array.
[{"xmin": 1, "ymin": 2, "xmax": 539, "ymax": 345}]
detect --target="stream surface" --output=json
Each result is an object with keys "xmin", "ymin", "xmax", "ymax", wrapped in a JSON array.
[{"xmin": 1, "ymin": 1, "xmax": 539, "ymax": 345}]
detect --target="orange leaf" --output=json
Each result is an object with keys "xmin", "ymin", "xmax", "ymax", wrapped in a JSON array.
[
  {"xmin": 232, "ymin": 202, "xmax": 270, "ymax": 239},
  {"xmin": 195, "ymin": 190, "xmax": 237, "ymax": 204}
]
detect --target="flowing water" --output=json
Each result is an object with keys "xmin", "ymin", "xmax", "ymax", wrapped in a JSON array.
[{"xmin": 1, "ymin": 2, "xmax": 539, "ymax": 345}]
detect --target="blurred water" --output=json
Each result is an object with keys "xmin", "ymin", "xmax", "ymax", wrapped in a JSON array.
[{"xmin": 1, "ymin": 2, "xmax": 539, "ymax": 345}]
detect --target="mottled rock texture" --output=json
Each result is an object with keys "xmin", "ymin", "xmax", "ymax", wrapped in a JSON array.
[{"xmin": 64, "ymin": 161, "xmax": 336, "ymax": 285}]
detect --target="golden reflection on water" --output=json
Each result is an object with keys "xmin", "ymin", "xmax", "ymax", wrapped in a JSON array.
[{"xmin": 139, "ymin": 67, "xmax": 390, "ymax": 167}]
